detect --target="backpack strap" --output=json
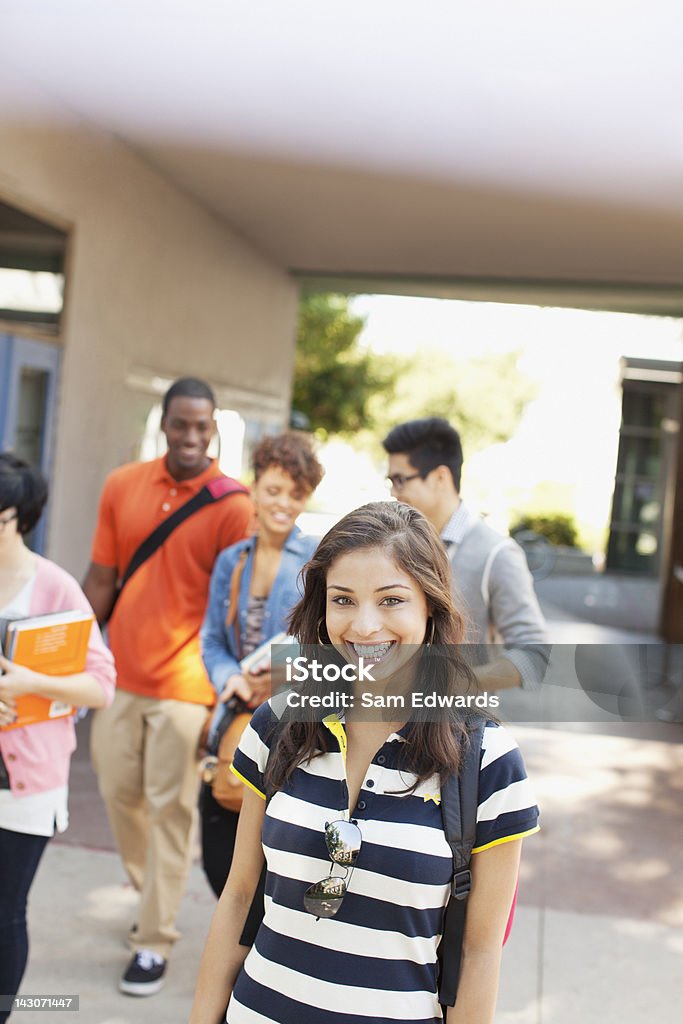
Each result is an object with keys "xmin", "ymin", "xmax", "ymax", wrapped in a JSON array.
[
  {"xmin": 437, "ymin": 717, "xmax": 486, "ymax": 1010},
  {"xmin": 108, "ymin": 476, "xmax": 248, "ymax": 620}
]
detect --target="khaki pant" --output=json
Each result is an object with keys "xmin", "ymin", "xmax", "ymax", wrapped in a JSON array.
[{"xmin": 91, "ymin": 689, "xmax": 209, "ymax": 959}]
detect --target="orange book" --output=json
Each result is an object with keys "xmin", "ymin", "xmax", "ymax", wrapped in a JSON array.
[{"xmin": 0, "ymin": 610, "xmax": 94, "ymax": 730}]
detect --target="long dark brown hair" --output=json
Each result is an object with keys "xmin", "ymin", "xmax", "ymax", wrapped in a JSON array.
[{"xmin": 265, "ymin": 501, "xmax": 479, "ymax": 794}]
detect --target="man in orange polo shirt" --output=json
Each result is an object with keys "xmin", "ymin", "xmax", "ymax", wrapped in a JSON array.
[{"xmin": 84, "ymin": 378, "xmax": 253, "ymax": 996}]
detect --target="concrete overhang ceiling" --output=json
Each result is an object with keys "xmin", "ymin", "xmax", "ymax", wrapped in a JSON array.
[{"xmin": 4, "ymin": 0, "xmax": 683, "ymax": 313}]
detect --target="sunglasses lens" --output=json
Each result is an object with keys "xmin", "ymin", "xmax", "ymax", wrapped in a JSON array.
[
  {"xmin": 325, "ymin": 820, "xmax": 362, "ymax": 866},
  {"xmin": 304, "ymin": 876, "xmax": 347, "ymax": 918}
]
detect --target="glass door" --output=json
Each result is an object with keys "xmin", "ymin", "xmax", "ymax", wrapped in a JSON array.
[
  {"xmin": 606, "ymin": 381, "xmax": 678, "ymax": 575},
  {"xmin": 0, "ymin": 333, "xmax": 60, "ymax": 553}
]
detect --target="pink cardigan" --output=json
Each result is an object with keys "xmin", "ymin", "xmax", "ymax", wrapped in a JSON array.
[{"xmin": 0, "ymin": 554, "xmax": 116, "ymax": 797}]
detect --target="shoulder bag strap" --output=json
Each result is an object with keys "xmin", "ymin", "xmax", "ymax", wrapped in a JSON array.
[
  {"xmin": 437, "ymin": 718, "xmax": 486, "ymax": 1011},
  {"xmin": 110, "ymin": 477, "xmax": 248, "ymax": 618},
  {"xmin": 225, "ymin": 547, "xmax": 250, "ymax": 659}
]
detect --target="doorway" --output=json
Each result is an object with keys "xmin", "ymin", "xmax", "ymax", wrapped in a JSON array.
[{"xmin": 0, "ymin": 333, "xmax": 61, "ymax": 552}]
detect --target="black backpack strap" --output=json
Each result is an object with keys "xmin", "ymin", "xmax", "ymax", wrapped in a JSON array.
[
  {"xmin": 437, "ymin": 717, "xmax": 486, "ymax": 1011},
  {"xmin": 108, "ymin": 476, "xmax": 248, "ymax": 619}
]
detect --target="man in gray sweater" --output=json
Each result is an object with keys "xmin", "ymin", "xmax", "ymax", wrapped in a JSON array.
[{"xmin": 383, "ymin": 417, "xmax": 549, "ymax": 691}]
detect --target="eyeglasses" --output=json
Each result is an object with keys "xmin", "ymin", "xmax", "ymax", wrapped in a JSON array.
[
  {"xmin": 303, "ymin": 818, "xmax": 362, "ymax": 919},
  {"xmin": 386, "ymin": 471, "xmax": 423, "ymax": 490},
  {"xmin": 0, "ymin": 511, "xmax": 18, "ymax": 531}
]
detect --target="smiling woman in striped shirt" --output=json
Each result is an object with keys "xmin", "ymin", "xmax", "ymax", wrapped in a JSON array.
[{"xmin": 190, "ymin": 502, "xmax": 539, "ymax": 1024}]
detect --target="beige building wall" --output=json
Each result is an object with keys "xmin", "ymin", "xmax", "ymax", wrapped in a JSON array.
[{"xmin": 0, "ymin": 110, "xmax": 298, "ymax": 575}]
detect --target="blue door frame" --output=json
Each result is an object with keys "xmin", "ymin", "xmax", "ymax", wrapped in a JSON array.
[{"xmin": 0, "ymin": 333, "xmax": 61, "ymax": 553}]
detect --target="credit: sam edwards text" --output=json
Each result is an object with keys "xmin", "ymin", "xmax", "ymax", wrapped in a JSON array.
[{"xmin": 284, "ymin": 690, "xmax": 500, "ymax": 710}]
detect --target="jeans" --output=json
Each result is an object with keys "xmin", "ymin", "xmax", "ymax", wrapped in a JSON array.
[{"xmin": 0, "ymin": 827, "xmax": 49, "ymax": 1023}]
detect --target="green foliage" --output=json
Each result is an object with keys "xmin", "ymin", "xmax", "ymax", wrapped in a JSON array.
[
  {"xmin": 366, "ymin": 346, "xmax": 536, "ymax": 457},
  {"xmin": 510, "ymin": 512, "xmax": 579, "ymax": 548},
  {"xmin": 292, "ymin": 294, "xmax": 397, "ymax": 437},
  {"xmin": 293, "ymin": 294, "xmax": 535, "ymax": 455}
]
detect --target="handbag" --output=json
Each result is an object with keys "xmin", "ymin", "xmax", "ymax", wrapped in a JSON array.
[{"xmin": 207, "ymin": 702, "xmax": 253, "ymax": 812}]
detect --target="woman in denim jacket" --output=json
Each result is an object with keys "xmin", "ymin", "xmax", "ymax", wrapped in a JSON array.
[{"xmin": 199, "ymin": 433, "xmax": 323, "ymax": 897}]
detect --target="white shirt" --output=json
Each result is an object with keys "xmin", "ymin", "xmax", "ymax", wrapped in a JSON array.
[{"xmin": 440, "ymin": 499, "xmax": 480, "ymax": 550}]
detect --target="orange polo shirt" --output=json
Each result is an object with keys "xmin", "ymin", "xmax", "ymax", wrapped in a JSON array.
[{"xmin": 91, "ymin": 456, "xmax": 253, "ymax": 704}]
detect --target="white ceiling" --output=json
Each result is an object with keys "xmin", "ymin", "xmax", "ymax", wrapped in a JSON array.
[{"xmin": 4, "ymin": 0, "xmax": 683, "ymax": 310}]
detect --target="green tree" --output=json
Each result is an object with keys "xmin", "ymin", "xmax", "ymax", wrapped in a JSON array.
[
  {"xmin": 293, "ymin": 294, "xmax": 535, "ymax": 455},
  {"xmin": 292, "ymin": 294, "xmax": 396, "ymax": 436},
  {"xmin": 510, "ymin": 512, "xmax": 579, "ymax": 547},
  {"xmin": 367, "ymin": 347, "xmax": 536, "ymax": 457}
]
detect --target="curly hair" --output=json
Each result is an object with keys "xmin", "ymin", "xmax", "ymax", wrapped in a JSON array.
[{"xmin": 252, "ymin": 432, "xmax": 324, "ymax": 492}]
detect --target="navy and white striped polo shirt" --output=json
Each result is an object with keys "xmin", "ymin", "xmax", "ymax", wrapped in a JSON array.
[{"xmin": 229, "ymin": 703, "xmax": 539, "ymax": 1024}]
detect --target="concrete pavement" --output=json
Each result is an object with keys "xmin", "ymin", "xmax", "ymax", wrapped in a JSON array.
[{"xmin": 13, "ymin": 573, "xmax": 683, "ymax": 1023}]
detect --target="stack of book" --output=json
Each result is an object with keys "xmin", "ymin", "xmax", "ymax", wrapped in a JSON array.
[
  {"xmin": 239, "ymin": 631, "xmax": 295, "ymax": 675},
  {"xmin": 0, "ymin": 610, "xmax": 94, "ymax": 730}
]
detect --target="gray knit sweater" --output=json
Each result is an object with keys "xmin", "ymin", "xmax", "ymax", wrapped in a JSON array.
[{"xmin": 449, "ymin": 519, "xmax": 549, "ymax": 690}]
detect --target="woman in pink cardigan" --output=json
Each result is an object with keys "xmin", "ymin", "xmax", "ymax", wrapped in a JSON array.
[{"xmin": 0, "ymin": 453, "xmax": 116, "ymax": 1021}]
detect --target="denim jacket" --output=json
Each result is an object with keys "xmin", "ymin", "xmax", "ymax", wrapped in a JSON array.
[{"xmin": 200, "ymin": 526, "xmax": 317, "ymax": 701}]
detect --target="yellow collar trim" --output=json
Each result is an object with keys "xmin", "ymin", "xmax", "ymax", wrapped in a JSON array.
[{"xmin": 322, "ymin": 713, "xmax": 347, "ymax": 764}]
